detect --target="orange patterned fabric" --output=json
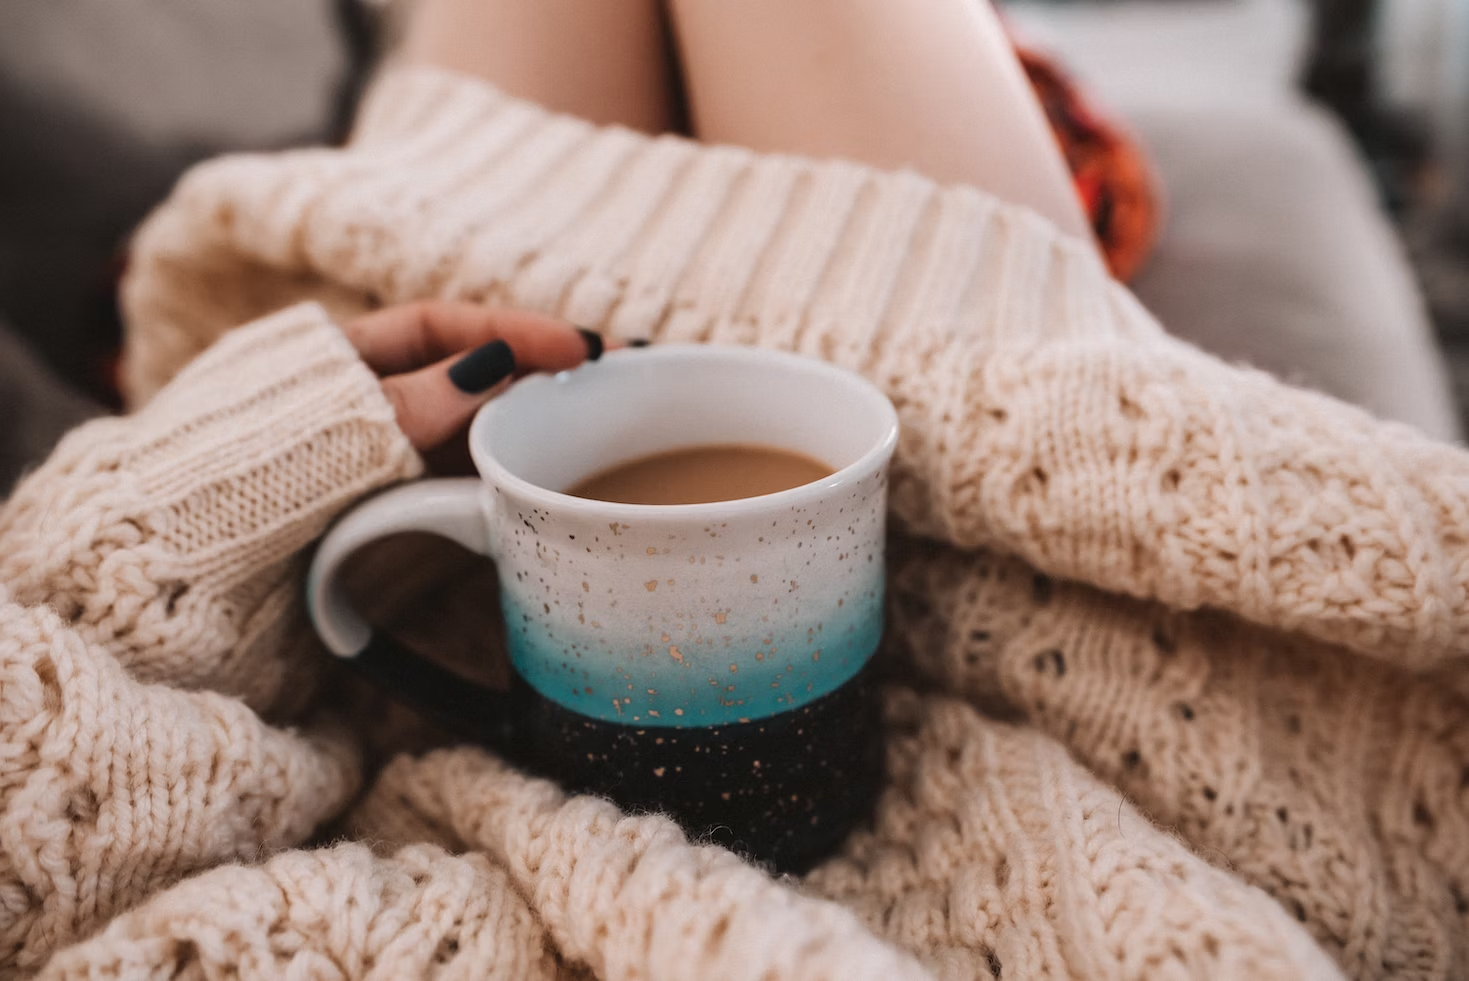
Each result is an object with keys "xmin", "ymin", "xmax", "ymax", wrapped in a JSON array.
[{"xmin": 1017, "ymin": 45, "xmax": 1162, "ymax": 281}]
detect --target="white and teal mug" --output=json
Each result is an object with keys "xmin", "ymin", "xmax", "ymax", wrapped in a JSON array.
[{"xmin": 307, "ymin": 345, "xmax": 898, "ymax": 871}]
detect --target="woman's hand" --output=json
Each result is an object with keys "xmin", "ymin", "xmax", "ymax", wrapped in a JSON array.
[{"xmin": 343, "ymin": 301, "xmax": 614, "ymax": 452}]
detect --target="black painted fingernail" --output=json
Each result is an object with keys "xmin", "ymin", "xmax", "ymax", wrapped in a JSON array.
[
  {"xmin": 628, "ymin": 338, "xmax": 651, "ymax": 348},
  {"xmin": 576, "ymin": 327, "xmax": 605, "ymax": 361},
  {"xmin": 448, "ymin": 340, "xmax": 516, "ymax": 394}
]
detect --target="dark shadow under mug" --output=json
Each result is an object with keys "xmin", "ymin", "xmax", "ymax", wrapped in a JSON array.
[{"xmin": 308, "ymin": 345, "xmax": 899, "ymax": 872}]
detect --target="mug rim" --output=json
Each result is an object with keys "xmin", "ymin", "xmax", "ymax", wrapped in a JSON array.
[{"xmin": 469, "ymin": 344, "xmax": 900, "ymax": 519}]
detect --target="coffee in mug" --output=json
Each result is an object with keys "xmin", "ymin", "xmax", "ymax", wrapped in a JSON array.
[
  {"xmin": 565, "ymin": 443, "xmax": 835, "ymax": 505},
  {"xmin": 307, "ymin": 345, "xmax": 899, "ymax": 872}
]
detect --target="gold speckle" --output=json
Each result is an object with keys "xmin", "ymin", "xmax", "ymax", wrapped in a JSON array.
[
  {"xmin": 729, "ymin": 664, "xmax": 739, "ymax": 673},
  {"xmin": 714, "ymin": 611, "xmax": 728, "ymax": 624},
  {"xmin": 674, "ymin": 708, "xmax": 684, "ymax": 716},
  {"xmin": 609, "ymin": 523, "xmax": 624, "ymax": 536},
  {"xmin": 653, "ymin": 767, "xmax": 666, "ymax": 777},
  {"xmin": 582, "ymin": 581, "xmax": 590, "ymax": 592},
  {"xmin": 721, "ymin": 791, "xmax": 731, "ymax": 801},
  {"xmin": 755, "ymin": 652, "xmax": 764, "ymax": 661},
  {"xmin": 666, "ymin": 579, "xmax": 675, "ymax": 586},
  {"xmin": 647, "ymin": 688, "xmax": 658, "ymax": 695},
  {"xmin": 645, "ymin": 580, "xmax": 658, "ymax": 592},
  {"xmin": 647, "ymin": 546, "xmax": 658, "ymax": 555},
  {"xmin": 649, "ymin": 710, "xmax": 661, "ymax": 718},
  {"xmin": 750, "ymin": 574, "xmax": 759, "ymax": 584},
  {"xmin": 669, "ymin": 645, "xmax": 684, "ymax": 663},
  {"xmin": 612, "ymin": 699, "xmax": 623, "ymax": 715},
  {"xmin": 661, "ymin": 633, "xmax": 671, "ymax": 642},
  {"xmin": 813, "ymin": 649, "xmax": 822, "ymax": 662}
]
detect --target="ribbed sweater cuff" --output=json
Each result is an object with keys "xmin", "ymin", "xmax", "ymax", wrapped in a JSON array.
[{"xmin": 105, "ymin": 301, "xmax": 421, "ymax": 565}]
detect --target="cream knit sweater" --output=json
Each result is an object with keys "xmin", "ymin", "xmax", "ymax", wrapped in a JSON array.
[{"xmin": 2, "ymin": 65, "xmax": 1465, "ymax": 979}]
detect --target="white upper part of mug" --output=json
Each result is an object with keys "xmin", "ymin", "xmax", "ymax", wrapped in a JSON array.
[
  {"xmin": 474, "ymin": 345, "xmax": 899, "ymax": 725},
  {"xmin": 473, "ymin": 344, "xmax": 898, "ymax": 515}
]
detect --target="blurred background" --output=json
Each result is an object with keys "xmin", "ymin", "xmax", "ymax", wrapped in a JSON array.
[{"xmin": 3, "ymin": 0, "xmax": 1468, "ymax": 490}]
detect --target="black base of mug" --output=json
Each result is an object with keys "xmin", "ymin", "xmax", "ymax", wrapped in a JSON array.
[
  {"xmin": 350, "ymin": 635, "xmax": 884, "ymax": 875},
  {"xmin": 514, "ymin": 668, "xmax": 884, "ymax": 875}
]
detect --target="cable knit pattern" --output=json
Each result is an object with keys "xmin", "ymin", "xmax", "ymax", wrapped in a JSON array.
[
  {"xmin": 0, "ymin": 63, "xmax": 1452, "ymax": 978},
  {"xmin": 38, "ymin": 844, "xmax": 560, "ymax": 981},
  {"xmin": 810, "ymin": 691, "xmax": 1342, "ymax": 980},
  {"xmin": 882, "ymin": 540, "xmax": 1469, "ymax": 979},
  {"xmin": 0, "ymin": 586, "xmax": 360, "ymax": 973}
]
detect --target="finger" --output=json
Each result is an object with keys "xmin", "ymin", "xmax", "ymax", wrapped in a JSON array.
[
  {"xmin": 345, "ymin": 301, "xmax": 595, "ymax": 375},
  {"xmin": 380, "ymin": 339, "xmax": 516, "ymax": 451}
]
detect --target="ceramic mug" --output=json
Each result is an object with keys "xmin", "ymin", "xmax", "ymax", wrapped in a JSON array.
[{"xmin": 307, "ymin": 345, "xmax": 899, "ymax": 871}]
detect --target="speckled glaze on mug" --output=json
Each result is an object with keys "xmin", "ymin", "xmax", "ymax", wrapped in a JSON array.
[
  {"xmin": 308, "ymin": 345, "xmax": 899, "ymax": 871},
  {"xmin": 494, "ymin": 463, "xmax": 884, "ymax": 728}
]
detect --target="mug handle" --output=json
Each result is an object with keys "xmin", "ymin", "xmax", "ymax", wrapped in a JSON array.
[{"xmin": 306, "ymin": 479, "xmax": 523, "ymax": 751}]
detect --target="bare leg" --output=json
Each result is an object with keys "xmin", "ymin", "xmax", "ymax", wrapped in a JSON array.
[
  {"xmin": 401, "ymin": 0, "xmax": 675, "ymax": 133},
  {"xmin": 665, "ymin": 0, "xmax": 1093, "ymax": 241}
]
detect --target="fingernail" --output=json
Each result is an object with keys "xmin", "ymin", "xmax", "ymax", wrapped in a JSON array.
[
  {"xmin": 448, "ymin": 340, "xmax": 516, "ymax": 394},
  {"xmin": 576, "ymin": 327, "xmax": 605, "ymax": 361},
  {"xmin": 628, "ymin": 338, "xmax": 651, "ymax": 348}
]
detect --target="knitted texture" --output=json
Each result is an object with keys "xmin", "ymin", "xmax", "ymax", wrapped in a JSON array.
[
  {"xmin": 880, "ymin": 540, "xmax": 1469, "ymax": 979},
  {"xmin": 0, "ymin": 64, "xmax": 1457, "ymax": 977},
  {"xmin": 0, "ymin": 304, "xmax": 421, "ymax": 972},
  {"xmin": 38, "ymin": 844, "xmax": 562, "ymax": 981}
]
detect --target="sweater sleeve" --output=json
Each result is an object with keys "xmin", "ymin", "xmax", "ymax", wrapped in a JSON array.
[{"xmin": 0, "ymin": 303, "xmax": 422, "ymax": 711}]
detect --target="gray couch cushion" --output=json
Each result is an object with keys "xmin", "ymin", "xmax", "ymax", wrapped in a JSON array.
[
  {"xmin": 1128, "ymin": 101, "xmax": 1462, "ymax": 441},
  {"xmin": 0, "ymin": 0, "xmax": 347, "ymax": 385},
  {"xmin": 0, "ymin": 323, "xmax": 100, "ymax": 494}
]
